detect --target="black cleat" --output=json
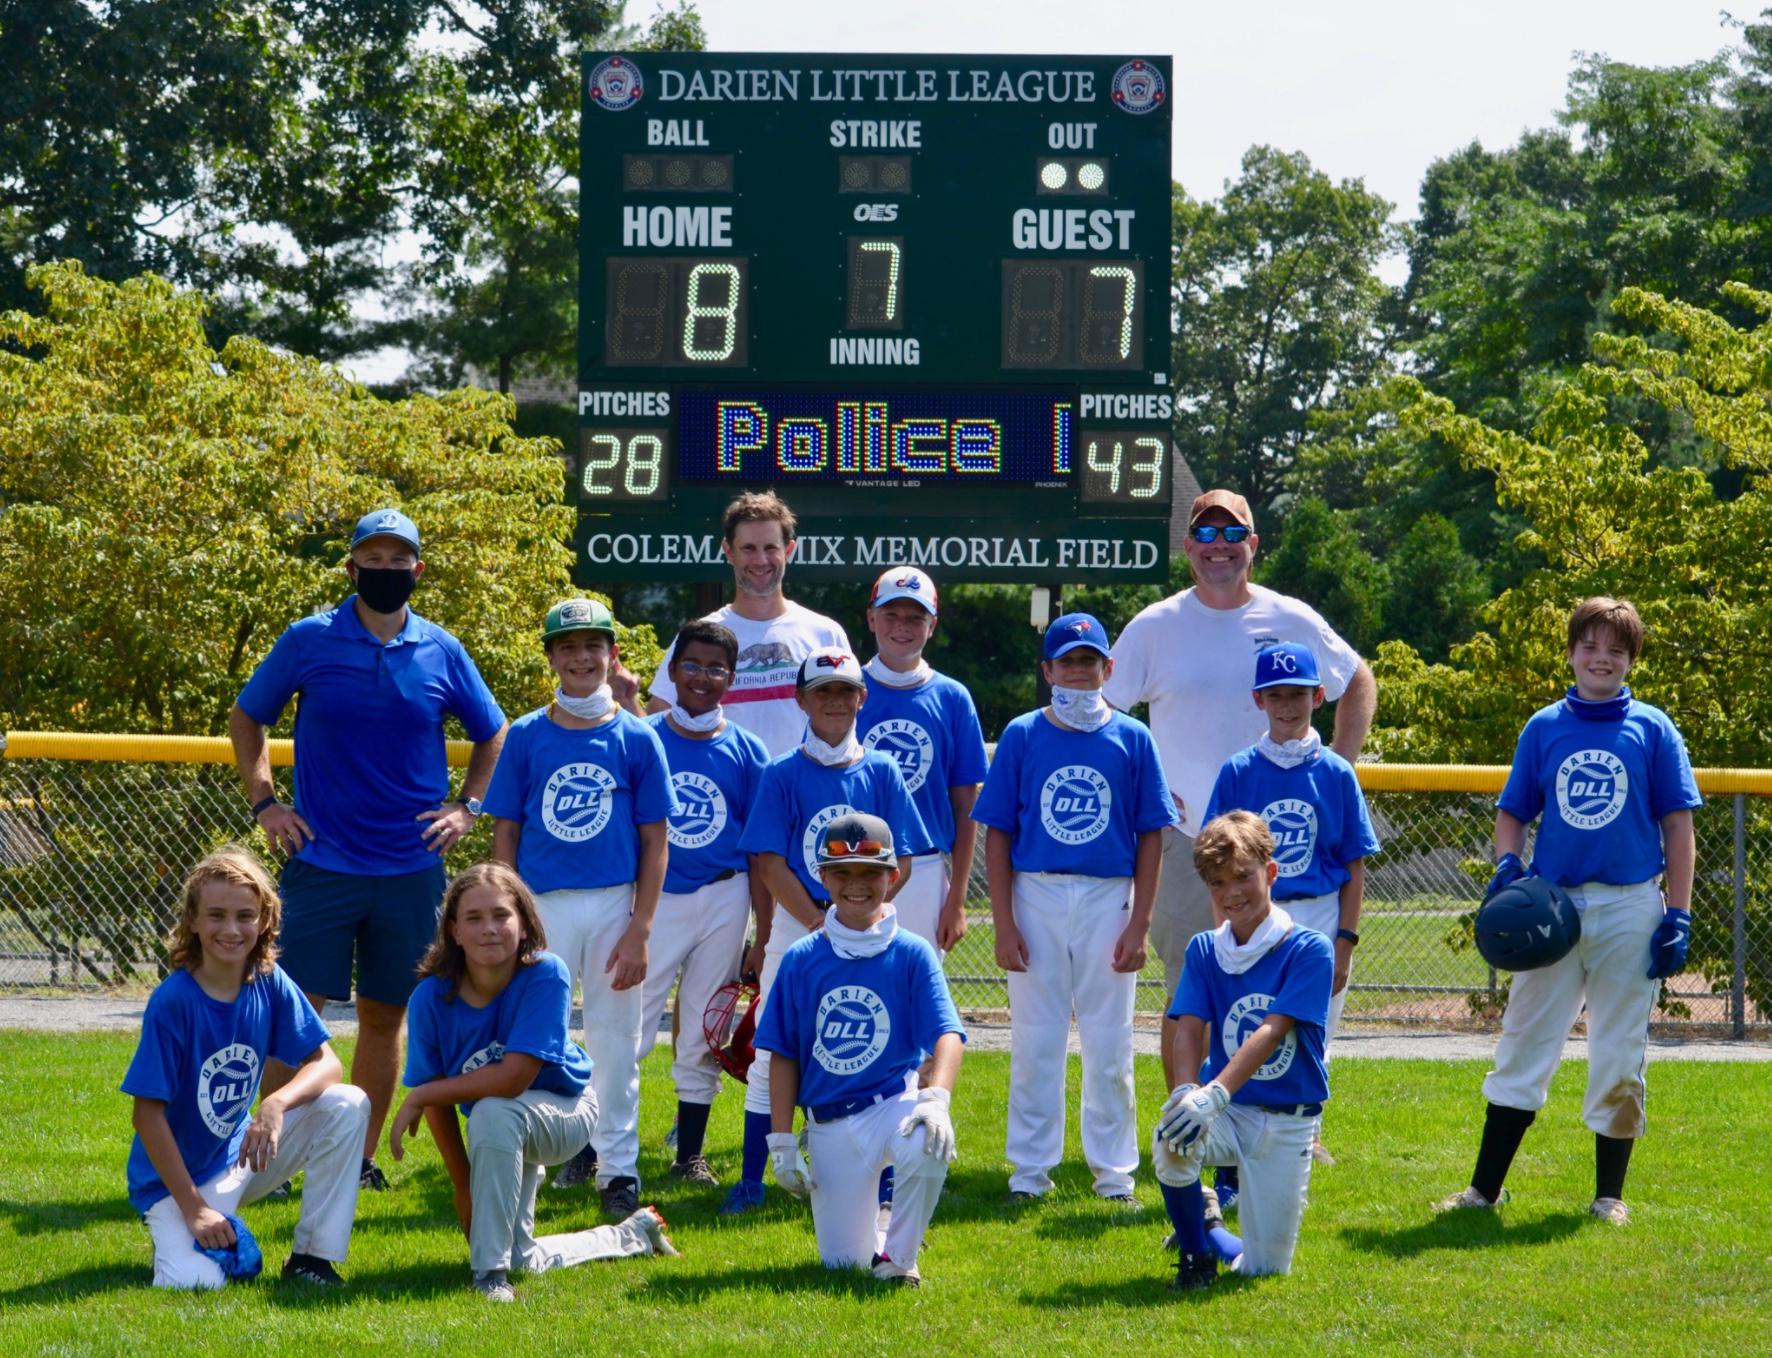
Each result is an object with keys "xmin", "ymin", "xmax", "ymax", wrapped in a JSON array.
[
  {"xmin": 282, "ymin": 1253, "xmax": 346, "ymax": 1287},
  {"xmin": 600, "ymin": 1175, "xmax": 640, "ymax": 1218},
  {"xmin": 550, "ymin": 1144, "xmax": 598, "ymax": 1190},
  {"xmin": 668, "ymin": 1155, "xmax": 720, "ymax": 1186},
  {"xmin": 1170, "ymin": 1251, "xmax": 1217, "ymax": 1292},
  {"xmin": 359, "ymin": 1158, "xmax": 389, "ymax": 1192}
]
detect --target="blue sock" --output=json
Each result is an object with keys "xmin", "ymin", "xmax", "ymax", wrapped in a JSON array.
[
  {"xmin": 1160, "ymin": 1181, "xmax": 1210, "ymax": 1255},
  {"xmin": 878, "ymin": 1165, "xmax": 895, "ymax": 1205},
  {"xmin": 740, "ymin": 1110, "xmax": 772, "ymax": 1185},
  {"xmin": 1208, "ymin": 1225, "xmax": 1244, "ymax": 1262}
]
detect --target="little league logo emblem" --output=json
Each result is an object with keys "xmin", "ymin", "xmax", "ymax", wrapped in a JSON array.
[
  {"xmin": 1262, "ymin": 798, "xmax": 1319, "ymax": 879},
  {"xmin": 587, "ymin": 56, "xmax": 643, "ymax": 112},
  {"xmin": 1040, "ymin": 765, "xmax": 1113, "ymax": 845},
  {"xmin": 1110, "ymin": 59, "xmax": 1165, "ymax": 115},
  {"xmin": 669, "ymin": 771, "xmax": 728, "ymax": 851},
  {"xmin": 863, "ymin": 719, "xmax": 935, "ymax": 793},
  {"xmin": 461, "ymin": 1041, "xmax": 506, "ymax": 1075},
  {"xmin": 197, "ymin": 1044, "xmax": 261, "ymax": 1137},
  {"xmin": 1555, "ymin": 749, "xmax": 1629, "ymax": 831},
  {"xmin": 1224, "ymin": 994, "xmax": 1297, "ymax": 1081},
  {"xmin": 813, "ymin": 984, "xmax": 892, "ymax": 1076},
  {"xmin": 803, "ymin": 802, "xmax": 860, "ymax": 879},
  {"xmin": 542, "ymin": 762, "xmax": 618, "ymax": 842}
]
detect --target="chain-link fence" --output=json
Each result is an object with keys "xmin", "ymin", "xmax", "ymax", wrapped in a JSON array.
[{"xmin": 3, "ymin": 734, "xmax": 1769, "ymax": 1034}]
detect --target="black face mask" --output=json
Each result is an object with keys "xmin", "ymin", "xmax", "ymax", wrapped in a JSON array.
[{"xmin": 354, "ymin": 566, "xmax": 417, "ymax": 615}]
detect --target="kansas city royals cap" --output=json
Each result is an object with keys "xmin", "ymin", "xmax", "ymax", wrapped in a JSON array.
[
  {"xmin": 1253, "ymin": 642, "xmax": 1321, "ymax": 690},
  {"xmin": 815, "ymin": 811, "xmax": 898, "ymax": 869},
  {"xmin": 1042, "ymin": 612, "xmax": 1111, "ymax": 660},
  {"xmin": 351, "ymin": 507, "xmax": 421, "ymax": 555},
  {"xmin": 798, "ymin": 646, "xmax": 865, "ymax": 690},
  {"xmin": 870, "ymin": 565, "xmax": 938, "ymax": 614},
  {"xmin": 542, "ymin": 597, "xmax": 617, "ymax": 643}
]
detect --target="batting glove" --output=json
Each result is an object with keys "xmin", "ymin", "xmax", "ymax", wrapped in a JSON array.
[
  {"xmin": 1647, "ymin": 907, "xmax": 1691, "ymax": 980},
  {"xmin": 898, "ymin": 1086, "xmax": 957, "ymax": 1162},
  {"xmin": 1486, "ymin": 852, "xmax": 1527, "ymax": 898},
  {"xmin": 1155, "ymin": 1082, "xmax": 1199, "ymax": 1141},
  {"xmin": 1158, "ymin": 1081, "xmax": 1230, "ymax": 1153},
  {"xmin": 767, "ymin": 1132, "xmax": 813, "ymax": 1198}
]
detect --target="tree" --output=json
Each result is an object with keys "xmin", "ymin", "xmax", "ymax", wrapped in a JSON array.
[
  {"xmin": 0, "ymin": 261, "xmax": 661, "ymax": 737},
  {"xmin": 1171, "ymin": 147, "xmax": 1399, "ymax": 524}
]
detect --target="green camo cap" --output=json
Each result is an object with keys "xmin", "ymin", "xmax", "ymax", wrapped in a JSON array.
[{"xmin": 542, "ymin": 597, "xmax": 617, "ymax": 643}]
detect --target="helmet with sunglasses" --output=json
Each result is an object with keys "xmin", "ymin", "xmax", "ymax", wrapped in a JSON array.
[{"xmin": 815, "ymin": 812, "xmax": 898, "ymax": 869}]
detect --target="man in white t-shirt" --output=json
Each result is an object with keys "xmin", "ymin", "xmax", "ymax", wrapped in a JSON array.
[
  {"xmin": 642, "ymin": 491, "xmax": 850, "ymax": 758},
  {"xmin": 1102, "ymin": 488, "xmax": 1376, "ymax": 1085}
]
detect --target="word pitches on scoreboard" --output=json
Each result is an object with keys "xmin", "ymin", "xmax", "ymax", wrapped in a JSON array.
[{"xmin": 577, "ymin": 51, "xmax": 1173, "ymax": 584}]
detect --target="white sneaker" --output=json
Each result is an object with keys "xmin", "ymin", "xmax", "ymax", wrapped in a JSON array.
[
  {"xmin": 1435, "ymin": 1186, "xmax": 1508, "ymax": 1212},
  {"xmin": 870, "ymin": 1253, "xmax": 921, "ymax": 1287},
  {"xmin": 1589, "ymin": 1197, "xmax": 1631, "ymax": 1225},
  {"xmin": 471, "ymin": 1269, "xmax": 515, "ymax": 1302},
  {"xmin": 626, "ymin": 1206, "xmax": 681, "ymax": 1257}
]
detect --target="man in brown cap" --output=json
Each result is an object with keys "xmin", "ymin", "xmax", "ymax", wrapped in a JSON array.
[{"xmin": 1102, "ymin": 488, "xmax": 1376, "ymax": 1088}]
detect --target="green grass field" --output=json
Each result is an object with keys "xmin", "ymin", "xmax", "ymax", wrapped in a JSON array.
[{"xmin": 1, "ymin": 1030, "xmax": 1767, "ymax": 1357}]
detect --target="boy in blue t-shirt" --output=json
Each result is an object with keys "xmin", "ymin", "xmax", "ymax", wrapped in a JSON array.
[
  {"xmin": 754, "ymin": 813, "xmax": 965, "ymax": 1285},
  {"xmin": 1438, "ymin": 597, "xmax": 1701, "ymax": 1225},
  {"xmin": 122, "ymin": 847, "xmax": 369, "ymax": 1289},
  {"xmin": 1204, "ymin": 641, "xmax": 1379, "ymax": 1168},
  {"xmin": 972, "ymin": 612, "xmax": 1176, "ymax": 1201},
  {"xmin": 856, "ymin": 567, "xmax": 990, "ymax": 953},
  {"xmin": 638, "ymin": 620, "xmax": 772, "ymax": 1185},
  {"xmin": 1153, "ymin": 811, "xmax": 1333, "ymax": 1288},
  {"xmin": 723, "ymin": 646, "xmax": 935, "ymax": 1215},
  {"xmin": 484, "ymin": 598, "xmax": 676, "ymax": 1216}
]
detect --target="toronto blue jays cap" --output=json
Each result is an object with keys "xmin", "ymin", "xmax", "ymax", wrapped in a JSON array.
[
  {"xmin": 1253, "ymin": 642, "xmax": 1321, "ymax": 690},
  {"xmin": 351, "ymin": 507, "xmax": 421, "ymax": 555},
  {"xmin": 870, "ymin": 566, "xmax": 938, "ymax": 614},
  {"xmin": 1043, "ymin": 612, "xmax": 1111, "ymax": 660},
  {"xmin": 798, "ymin": 646, "xmax": 865, "ymax": 690}
]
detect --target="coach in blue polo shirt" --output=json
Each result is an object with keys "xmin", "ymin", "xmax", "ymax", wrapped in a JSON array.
[{"xmin": 227, "ymin": 508, "xmax": 509, "ymax": 1191}]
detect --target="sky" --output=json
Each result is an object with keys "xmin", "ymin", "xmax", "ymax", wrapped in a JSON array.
[{"xmin": 344, "ymin": 0, "xmax": 1746, "ymax": 384}]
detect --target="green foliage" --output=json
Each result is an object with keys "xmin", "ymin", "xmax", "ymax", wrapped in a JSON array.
[
  {"xmin": 1255, "ymin": 498, "xmax": 1388, "ymax": 656},
  {"xmin": 0, "ymin": 261, "xmax": 659, "ymax": 736}
]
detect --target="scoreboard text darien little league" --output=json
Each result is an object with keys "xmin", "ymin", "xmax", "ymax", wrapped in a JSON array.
[{"xmin": 575, "ymin": 52, "xmax": 1174, "ymax": 584}]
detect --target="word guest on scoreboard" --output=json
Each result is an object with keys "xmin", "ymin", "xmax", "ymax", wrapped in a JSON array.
[{"xmin": 576, "ymin": 52, "xmax": 1174, "ymax": 584}]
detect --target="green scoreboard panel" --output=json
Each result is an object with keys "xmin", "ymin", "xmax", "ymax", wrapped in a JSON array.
[{"xmin": 577, "ymin": 52, "xmax": 1173, "ymax": 584}]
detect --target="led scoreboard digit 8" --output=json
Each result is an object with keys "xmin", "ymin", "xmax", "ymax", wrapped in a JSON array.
[{"xmin": 577, "ymin": 52, "xmax": 1174, "ymax": 583}]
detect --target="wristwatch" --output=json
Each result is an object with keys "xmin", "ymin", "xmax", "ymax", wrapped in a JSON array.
[{"xmin": 455, "ymin": 795, "xmax": 483, "ymax": 817}]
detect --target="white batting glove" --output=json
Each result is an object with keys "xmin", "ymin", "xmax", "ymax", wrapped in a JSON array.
[
  {"xmin": 898, "ymin": 1086, "xmax": 957, "ymax": 1162},
  {"xmin": 767, "ymin": 1131, "xmax": 813, "ymax": 1198},
  {"xmin": 1158, "ymin": 1081, "xmax": 1230, "ymax": 1153}
]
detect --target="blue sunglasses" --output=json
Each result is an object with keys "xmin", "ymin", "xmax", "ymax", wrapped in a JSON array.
[{"xmin": 1189, "ymin": 524, "xmax": 1250, "ymax": 544}]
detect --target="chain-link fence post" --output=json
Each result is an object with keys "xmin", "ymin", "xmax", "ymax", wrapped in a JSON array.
[{"xmin": 1735, "ymin": 791, "xmax": 1748, "ymax": 1040}]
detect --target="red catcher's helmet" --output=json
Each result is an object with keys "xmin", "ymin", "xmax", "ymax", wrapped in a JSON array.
[{"xmin": 703, "ymin": 980, "xmax": 760, "ymax": 1082}]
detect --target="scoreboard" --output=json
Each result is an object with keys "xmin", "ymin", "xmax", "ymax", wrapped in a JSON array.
[{"xmin": 576, "ymin": 52, "xmax": 1173, "ymax": 583}]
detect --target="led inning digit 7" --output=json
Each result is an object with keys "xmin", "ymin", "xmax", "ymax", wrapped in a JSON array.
[{"xmin": 859, "ymin": 240, "xmax": 901, "ymax": 321}]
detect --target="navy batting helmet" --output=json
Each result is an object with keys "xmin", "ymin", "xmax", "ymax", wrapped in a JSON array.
[{"xmin": 1474, "ymin": 876, "xmax": 1581, "ymax": 972}]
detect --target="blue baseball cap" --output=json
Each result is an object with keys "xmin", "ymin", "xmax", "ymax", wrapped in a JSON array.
[
  {"xmin": 1253, "ymin": 642, "xmax": 1321, "ymax": 690},
  {"xmin": 1043, "ymin": 612, "xmax": 1111, "ymax": 660},
  {"xmin": 351, "ymin": 507, "xmax": 421, "ymax": 555}
]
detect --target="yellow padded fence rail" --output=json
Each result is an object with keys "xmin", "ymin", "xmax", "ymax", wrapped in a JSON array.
[{"xmin": 4, "ymin": 731, "xmax": 1771, "ymax": 795}]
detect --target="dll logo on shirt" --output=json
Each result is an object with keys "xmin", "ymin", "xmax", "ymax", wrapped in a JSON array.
[
  {"xmin": 813, "ymin": 984, "xmax": 892, "ymax": 1076},
  {"xmin": 542, "ymin": 762, "xmax": 618, "ymax": 842},
  {"xmin": 1554, "ymin": 750, "xmax": 1629, "ymax": 831},
  {"xmin": 1039, "ymin": 765, "xmax": 1113, "ymax": 845},
  {"xmin": 669, "ymin": 771, "xmax": 728, "ymax": 850},
  {"xmin": 864, "ymin": 719, "xmax": 935, "ymax": 793},
  {"xmin": 1223, "ymin": 994, "xmax": 1297, "ymax": 1081},
  {"xmin": 462, "ymin": 1041, "xmax": 506, "ymax": 1074},
  {"xmin": 1262, "ymin": 798, "xmax": 1318, "ymax": 879},
  {"xmin": 198, "ymin": 1044, "xmax": 261, "ymax": 1137}
]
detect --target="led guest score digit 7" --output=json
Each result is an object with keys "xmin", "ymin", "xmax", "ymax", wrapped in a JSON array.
[{"xmin": 577, "ymin": 52, "xmax": 1175, "ymax": 583}]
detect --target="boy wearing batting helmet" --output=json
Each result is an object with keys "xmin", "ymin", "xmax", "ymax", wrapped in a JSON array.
[
  {"xmin": 753, "ymin": 813, "xmax": 966, "ymax": 1286},
  {"xmin": 1154, "ymin": 811, "xmax": 1333, "ymax": 1288},
  {"xmin": 856, "ymin": 567, "xmax": 990, "ymax": 954},
  {"xmin": 1438, "ymin": 597, "xmax": 1700, "ymax": 1224},
  {"xmin": 482, "ymin": 599, "xmax": 677, "ymax": 1218},
  {"xmin": 638, "ymin": 620, "xmax": 772, "ymax": 1185},
  {"xmin": 972, "ymin": 613, "xmax": 1176, "ymax": 1202},
  {"xmin": 1202, "ymin": 642, "xmax": 1379, "ymax": 1169},
  {"xmin": 725, "ymin": 647, "xmax": 937, "ymax": 1214}
]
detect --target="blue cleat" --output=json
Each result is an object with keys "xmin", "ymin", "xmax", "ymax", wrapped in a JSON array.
[{"xmin": 719, "ymin": 1180, "xmax": 767, "ymax": 1215}]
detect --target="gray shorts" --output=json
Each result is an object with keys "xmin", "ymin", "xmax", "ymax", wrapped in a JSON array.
[{"xmin": 1149, "ymin": 825, "xmax": 1216, "ymax": 1004}]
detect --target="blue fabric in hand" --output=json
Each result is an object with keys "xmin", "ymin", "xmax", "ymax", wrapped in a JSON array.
[
  {"xmin": 1647, "ymin": 907, "xmax": 1691, "ymax": 980},
  {"xmin": 193, "ymin": 1213, "xmax": 263, "ymax": 1280},
  {"xmin": 1485, "ymin": 852, "xmax": 1526, "ymax": 899}
]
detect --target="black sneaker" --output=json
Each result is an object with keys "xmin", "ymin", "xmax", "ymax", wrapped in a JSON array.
[
  {"xmin": 551, "ymin": 1144, "xmax": 598, "ymax": 1190},
  {"xmin": 359, "ymin": 1158, "xmax": 389, "ymax": 1192},
  {"xmin": 668, "ymin": 1155, "xmax": 720, "ymax": 1186},
  {"xmin": 600, "ymin": 1175, "xmax": 640, "ymax": 1218},
  {"xmin": 264, "ymin": 1179, "xmax": 293, "ymax": 1200},
  {"xmin": 1170, "ymin": 1251, "xmax": 1217, "ymax": 1292},
  {"xmin": 283, "ymin": 1253, "xmax": 346, "ymax": 1287}
]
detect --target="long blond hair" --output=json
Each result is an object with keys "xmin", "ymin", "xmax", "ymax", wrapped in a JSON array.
[
  {"xmin": 416, "ymin": 861, "xmax": 547, "ymax": 1001},
  {"xmin": 166, "ymin": 846, "xmax": 282, "ymax": 978}
]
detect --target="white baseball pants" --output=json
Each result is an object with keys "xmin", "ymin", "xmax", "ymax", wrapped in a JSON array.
[
  {"xmin": 145, "ymin": 1084, "xmax": 369, "ymax": 1289},
  {"xmin": 1005, "ymin": 872, "xmax": 1139, "ymax": 1197},
  {"xmin": 1285, "ymin": 894, "xmax": 1349, "ymax": 1050},
  {"xmin": 1152, "ymin": 1101, "xmax": 1317, "ymax": 1276},
  {"xmin": 1482, "ymin": 878, "xmax": 1664, "ymax": 1138},
  {"xmin": 890, "ymin": 853, "xmax": 949, "ymax": 952},
  {"xmin": 638, "ymin": 873, "xmax": 751, "ymax": 1104},
  {"xmin": 744, "ymin": 905, "xmax": 813, "ymax": 1116},
  {"xmin": 535, "ymin": 884, "xmax": 643, "ymax": 1185},
  {"xmin": 466, "ymin": 1087, "xmax": 655, "ymax": 1272},
  {"xmin": 806, "ymin": 1075, "xmax": 948, "ymax": 1270}
]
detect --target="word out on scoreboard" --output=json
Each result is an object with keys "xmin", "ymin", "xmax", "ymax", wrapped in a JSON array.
[{"xmin": 577, "ymin": 52, "xmax": 1175, "ymax": 584}]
